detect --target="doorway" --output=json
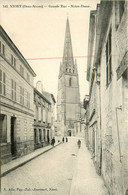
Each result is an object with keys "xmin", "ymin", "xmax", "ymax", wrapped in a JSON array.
[
  {"xmin": 34, "ymin": 129, "xmax": 37, "ymax": 144},
  {"xmin": 11, "ymin": 117, "xmax": 16, "ymax": 156},
  {"xmin": 67, "ymin": 130, "xmax": 71, "ymax": 136},
  {"xmin": 47, "ymin": 130, "xmax": 50, "ymax": 144}
]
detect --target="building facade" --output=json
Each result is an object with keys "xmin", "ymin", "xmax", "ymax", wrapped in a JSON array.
[
  {"xmin": 86, "ymin": 1, "xmax": 128, "ymax": 194},
  {"xmin": 34, "ymin": 81, "xmax": 56, "ymax": 149},
  {"xmin": 43, "ymin": 92, "xmax": 56, "ymax": 139},
  {"xmin": 86, "ymin": 5, "xmax": 102, "ymax": 176},
  {"xmin": 83, "ymin": 95, "xmax": 89, "ymax": 147},
  {"xmin": 0, "ymin": 26, "xmax": 36, "ymax": 164},
  {"xmin": 74, "ymin": 102, "xmax": 86, "ymax": 137},
  {"xmin": 57, "ymin": 18, "xmax": 81, "ymax": 136}
]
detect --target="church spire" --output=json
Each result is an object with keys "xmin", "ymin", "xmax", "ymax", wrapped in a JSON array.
[
  {"xmin": 57, "ymin": 18, "xmax": 80, "ymax": 135},
  {"xmin": 63, "ymin": 18, "xmax": 74, "ymax": 69}
]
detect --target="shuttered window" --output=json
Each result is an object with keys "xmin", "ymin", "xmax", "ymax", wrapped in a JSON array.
[
  {"xmin": 11, "ymin": 79, "xmax": 16, "ymax": 101},
  {"xmin": 0, "ymin": 42, "xmax": 5, "ymax": 56},
  {"xmin": 0, "ymin": 69, "xmax": 6, "ymax": 95},
  {"xmin": 106, "ymin": 28, "xmax": 112, "ymax": 86},
  {"xmin": 20, "ymin": 86, "xmax": 24, "ymax": 105},
  {"xmin": 27, "ymin": 92, "xmax": 30, "ymax": 108},
  {"xmin": 11, "ymin": 55, "xmax": 16, "ymax": 68}
]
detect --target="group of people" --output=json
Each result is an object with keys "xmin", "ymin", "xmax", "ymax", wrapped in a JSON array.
[
  {"xmin": 62, "ymin": 137, "xmax": 68, "ymax": 143},
  {"xmin": 62, "ymin": 137, "xmax": 81, "ymax": 149},
  {"xmin": 51, "ymin": 136, "xmax": 68, "ymax": 146},
  {"xmin": 51, "ymin": 137, "xmax": 68, "ymax": 146},
  {"xmin": 51, "ymin": 137, "xmax": 81, "ymax": 149}
]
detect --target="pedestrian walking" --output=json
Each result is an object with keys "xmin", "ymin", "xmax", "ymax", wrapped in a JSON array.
[
  {"xmin": 66, "ymin": 137, "xmax": 68, "ymax": 142},
  {"xmin": 77, "ymin": 139, "xmax": 81, "ymax": 148},
  {"xmin": 62, "ymin": 137, "xmax": 64, "ymax": 143},
  {"xmin": 51, "ymin": 137, "xmax": 55, "ymax": 146}
]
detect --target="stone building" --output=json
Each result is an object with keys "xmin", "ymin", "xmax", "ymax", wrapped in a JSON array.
[
  {"xmin": 34, "ymin": 81, "xmax": 56, "ymax": 149},
  {"xmin": 42, "ymin": 90, "xmax": 56, "ymax": 139},
  {"xmin": 83, "ymin": 95, "xmax": 89, "ymax": 147},
  {"xmin": 86, "ymin": 5, "xmax": 102, "ymax": 175},
  {"xmin": 86, "ymin": 1, "xmax": 128, "ymax": 194},
  {"xmin": 0, "ymin": 26, "xmax": 36, "ymax": 164},
  {"xmin": 74, "ymin": 102, "xmax": 85, "ymax": 137},
  {"xmin": 57, "ymin": 18, "xmax": 81, "ymax": 136}
]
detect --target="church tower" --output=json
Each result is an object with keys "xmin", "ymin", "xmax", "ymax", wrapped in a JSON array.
[{"xmin": 57, "ymin": 18, "xmax": 80, "ymax": 136}]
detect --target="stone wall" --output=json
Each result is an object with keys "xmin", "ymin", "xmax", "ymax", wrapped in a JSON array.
[{"xmin": 100, "ymin": 1, "xmax": 128, "ymax": 194}]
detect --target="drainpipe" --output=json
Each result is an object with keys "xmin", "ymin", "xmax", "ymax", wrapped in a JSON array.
[
  {"xmin": 98, "ymin": 77, "xmax": 102, "ymax": 175},
  {"xmin": 116, "ymin": 106, "xmax": 122, "ymax": 163}
]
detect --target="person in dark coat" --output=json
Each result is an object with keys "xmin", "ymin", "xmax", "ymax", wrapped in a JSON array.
[
  {"xmin": 62, "ymin": 137, "xmax": 64, "ymax": 143},
  {"xmin": 77, "ymin": 139, "xmax": 81, "ymax": 148},
  {"xmin": 51, "ymin": 137, "xmax": 55, "ymax": 146},
  {"xmin": 66, "ymin": 137, "xmax": 68, "ymax": 142}
]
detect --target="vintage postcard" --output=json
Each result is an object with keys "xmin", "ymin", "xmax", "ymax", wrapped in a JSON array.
[{"xmin": 0, "ymin": 0, "xmax": 127, "ymax": 195}]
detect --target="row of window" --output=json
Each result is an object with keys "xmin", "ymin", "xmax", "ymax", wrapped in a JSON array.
[
  {"xmin": 105, "ymin": 1, "xmax": 125, "ymax": 87},
  {"xmin": 34, "ymin": 94, "xmax": 51, "ymax": 110},
  {"xmin": 0, "ymin": 69, "xmax": 30, "ymax": 108},
  {"xmin": 97, "ymin": 1, "xmax": 125, "ymax": 87},
  {"xmin": 0, "ymin": 41, "xmax": 30, "ymax": 83},
  {"xmin": 35, "ymin": 105, "xmax": 51, "ymax": 123},
  {"xmin": 0, "ymin": 114, "xmax": 49, "ymax": 144}
]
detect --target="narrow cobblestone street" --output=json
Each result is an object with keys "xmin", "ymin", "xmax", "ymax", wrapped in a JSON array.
[
  {"xmin": 1, "ymin": 138, "xmax": 78, "ymax": 195},
  {"xmin": 1, "ymin": 1, "xmax": 128, "ymax": 194},
  {"xmin": 1, "ymin": 137, "xmax": 108, "ymax": 195}
]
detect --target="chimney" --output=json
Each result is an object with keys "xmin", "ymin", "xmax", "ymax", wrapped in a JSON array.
[{"xmin": 36, "ymin": 81, "xmax": 43, "ymax": 93}]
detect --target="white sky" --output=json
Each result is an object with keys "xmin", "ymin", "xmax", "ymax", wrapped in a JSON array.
[{"xmin": 0, "ymin": 0, "xmax": 100, "ymax": 101}]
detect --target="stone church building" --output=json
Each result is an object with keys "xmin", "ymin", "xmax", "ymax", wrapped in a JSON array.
[{"xmin": 57, "ymin": 18, "xmax": 81, "ymax": 136}]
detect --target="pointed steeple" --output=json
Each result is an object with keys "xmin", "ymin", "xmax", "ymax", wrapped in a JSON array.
[
  {"xmin": 57, "ymin": 18, "xmax": 81, "ymax": 134},
  {"xmin": 63, "ymin": 18, "xmax": 74, "ymax": 69}
]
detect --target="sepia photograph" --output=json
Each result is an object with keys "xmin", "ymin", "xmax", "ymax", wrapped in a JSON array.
[{"xmin": 0, "ymin": 0, "xmax": 128, "ymax": 194}]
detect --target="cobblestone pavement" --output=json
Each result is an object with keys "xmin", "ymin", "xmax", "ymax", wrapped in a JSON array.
[
  {"xmin": 70, "ymin": 139, "xmax": 108, "ymax": 195},
  {"xmin": 1, "ymin": 138, "xmax": 78, "ymax": 195}
]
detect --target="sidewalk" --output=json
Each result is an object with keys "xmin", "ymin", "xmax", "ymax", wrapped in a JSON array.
[
  {"xmin": 1, "ymin": 142, "xmax": 61, "ymax": 177},
  {"xmin": 70, "ymin": 140, "xmax": 108, "ymax": 195}
]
